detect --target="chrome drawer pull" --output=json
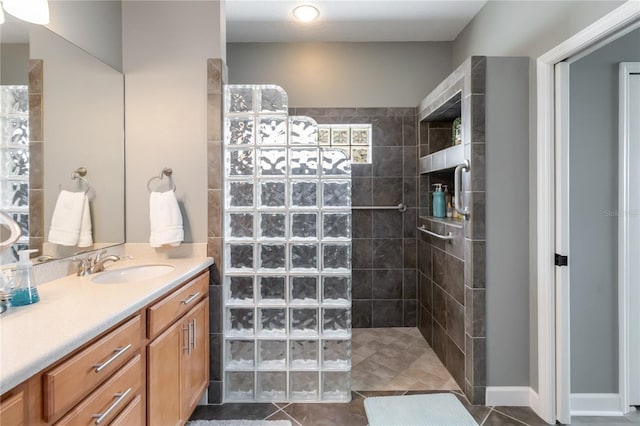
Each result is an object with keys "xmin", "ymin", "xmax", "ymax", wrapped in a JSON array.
[
  {"xmin": 93, "ymin": 344, "xmax": 132, "ymax": 373},
  {"xmin": 181, "ymin": 292, "xmax": 200, "ymax": 305},
  {"xmin": 92, "ymin": 387, "xmax": 132, "ymax": 424}
]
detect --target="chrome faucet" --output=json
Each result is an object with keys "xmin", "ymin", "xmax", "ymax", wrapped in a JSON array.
[
  {"xmin": 75, "ymin": 251, "xmax": 120, "ymax": 276},
  {"xmin": 90, "ymin": 252, "xmax": 120, "ymax": 274}
]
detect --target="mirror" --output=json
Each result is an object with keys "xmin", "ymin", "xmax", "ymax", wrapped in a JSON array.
[{"xmin": 1, "ymin": 21, "xmax": 124, "ymax": 263}]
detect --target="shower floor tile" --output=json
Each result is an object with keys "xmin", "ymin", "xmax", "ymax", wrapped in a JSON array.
[{"xmin": 351, "ymin": 327, "xmax": 459, "ymax": 391}]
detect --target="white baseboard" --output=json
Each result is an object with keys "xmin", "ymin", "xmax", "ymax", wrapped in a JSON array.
[
  {"xmin": 528, "ymin": 388, "xmax": 541, "ymax": 414},
  {"xmin": 486, "ymin": 386, "xmax": 536, "ymax": 407},
  {"xmin": 570, "ymin": 393, "xmax": 624, "ymax": 416}
]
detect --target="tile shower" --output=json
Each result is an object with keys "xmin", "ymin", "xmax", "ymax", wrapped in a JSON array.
[
  {"xmin": 221, "ymin": 85, "xmax": 352, "ymax": 403},
  {"xmin": 292, "ymin": 108, "xmax": 418, "ymax": 328}
]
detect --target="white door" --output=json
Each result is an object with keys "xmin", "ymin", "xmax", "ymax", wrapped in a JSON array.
[
  {"xmin": 557, "ymin": 45, "xmax": 637, "ymax": 418},
  {"xmin": 619, "ymin": 63, "xmax": 640, "ymax": 408},
  {"xmin": 554, "ymin": 61, "xmax": 571, "ymax": 424}
]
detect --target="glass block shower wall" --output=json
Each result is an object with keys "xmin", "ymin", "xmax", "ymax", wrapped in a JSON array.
[
  {"xmin": 1, "ymin": 86, "xmax": 30, "ymax": 263},
  {"xmin": 223, "ymin": 85, "xmax": 352, "ymax": 403}
]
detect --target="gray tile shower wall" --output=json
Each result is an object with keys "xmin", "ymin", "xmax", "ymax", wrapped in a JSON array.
[
  {"xmin": 416, "ymin": 57, "xmax": 488, "ymax": 405},
  {"xmin": 289, "ymin": 107, "xmax": 418, "ymax": 329},
  {"xmin": 417, "ymin": 218, "xmax": 466, "ymax": 390}
]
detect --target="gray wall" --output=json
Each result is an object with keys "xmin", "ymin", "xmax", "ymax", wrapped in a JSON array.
[
  {"xmin": 485, "ymin": 57, "xmax": 531, "ymax": 386},
  {"xmin": 0, "ymin": 44, "xmax": 29, "ymax": 85},
  {"xmin": 123, "ymin": 1, "xmax": 224, "ymax": 244},
  {"xmin": 227, "ymin": 42, "xmax": 452, "ymax": 107},
  {"xmin": 47, "ymin": 0, "xmax": 122, "ymax": 71},
  {"xmin": 30, "ymin": 26, "xmax": 124, "ymax": 251},
  {"xmin": 569, "ymin": 27, "xmax": 640, "ymax": 394},
  {"xmin": 452, "ymin": 0, "xmax": 625, "ymax": 389}
]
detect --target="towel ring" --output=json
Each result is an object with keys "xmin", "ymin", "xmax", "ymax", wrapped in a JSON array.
[
  {"xmin": 147, "ymin": 167, "xmax": 176, "ymax": 193},
  {"xmin": 59, "ymin": 167, "xmax": 90, "ymax": 194}
]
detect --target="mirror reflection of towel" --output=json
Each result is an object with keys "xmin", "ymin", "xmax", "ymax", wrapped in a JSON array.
[
  {"xmin": 149, "ymin": 190, "xmax": 183, "ymax": 247},
  {"xmin": 48, "ymin": 190, "xmax": 93, "ymax": 247}
]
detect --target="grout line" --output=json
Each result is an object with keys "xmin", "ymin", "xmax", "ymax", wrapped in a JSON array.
[
  {"xmin": 490, "ymin": 408, "xmax": 531, "ymax": 425},
  {"xmin": 264, "ymin": 408, "xmax": 283, "ymax": 420},
  {"xmin": 480, "ymin": 407, "xmax": 494, "ymax": 425},
  {"xmin": 353, "ymin": 390, "xmax": 367, "ymax": 399},
  {"xmin": 279, "ymin": 408, "xmax": 303, "ymax": 426}
]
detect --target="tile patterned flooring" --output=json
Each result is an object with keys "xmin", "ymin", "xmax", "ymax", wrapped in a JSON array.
[
  {"xmin": 351, "ymin": 327, "xmax": 458, "ymax": 391},
  {"xmin": 190, "ymin": 327, "xmax": 640, "ymax": 425}
]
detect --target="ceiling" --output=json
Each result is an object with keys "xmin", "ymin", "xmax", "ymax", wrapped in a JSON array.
[{"xmin": 225, "ymin": 0, "xmax": 487, "ymax": 43}]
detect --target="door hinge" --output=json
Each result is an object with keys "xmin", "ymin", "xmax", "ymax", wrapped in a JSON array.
[{"xmin": 555, "ymin": 253, "xmax": 568, "ymax": 267}]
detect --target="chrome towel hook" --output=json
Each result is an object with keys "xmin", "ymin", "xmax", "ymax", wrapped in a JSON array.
[{"xmin": 147, "ymin": 167, "xmax": 176, "ymax": 193}]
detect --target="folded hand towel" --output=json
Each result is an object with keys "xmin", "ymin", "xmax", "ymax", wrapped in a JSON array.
[
  {"xmin": 48, "ymin": 190, "xmax": 89, "ymax": 246},
  {"xmin": 149, "ymin": 190, "xmax": 184, "ymax": 248},
  {"xmin": 77, "ymin": 195, "xmax": 93, "ymax": 247}
]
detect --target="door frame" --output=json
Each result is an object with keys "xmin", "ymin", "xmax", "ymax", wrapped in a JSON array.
[
  {"xmin": 619, "ymin": 62, "xmax": 640, "ymax": 410},
  {"xmin": 535, "ymin": 1, "xmax": 640, "ymax": 423}
]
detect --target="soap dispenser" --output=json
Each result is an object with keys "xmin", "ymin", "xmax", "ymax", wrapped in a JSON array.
[
  {"xmin": 432, "ymin": 184, "xmax": 446, "ymax": 218},
  {"xmin": 11, "ymin": 249, "xmax": 40, "ymax": 306}
]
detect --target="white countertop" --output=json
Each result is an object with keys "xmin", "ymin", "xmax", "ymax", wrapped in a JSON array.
[{"xmin": 0, "ymin": 255, "xmax": 213, "ymax": 393}]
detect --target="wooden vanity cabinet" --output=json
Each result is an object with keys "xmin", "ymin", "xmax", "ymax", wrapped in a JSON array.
[
  {"xmin": 147, "ymin": 274, "xmax": 209, "ymax": 425},
  {"xmin": 0, "ymin": 390, "xmax": 25, "ymax": 425},
  {"xmin": 0, "ymin": 269, "xmax": 210, "ymax": 426}
]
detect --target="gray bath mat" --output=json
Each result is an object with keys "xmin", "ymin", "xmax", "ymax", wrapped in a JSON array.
[
  {"xmin": 364, "ymin": 393, "xmax": 478, "ymax": 426},
  {"xmin": 187, "ymin": 421, "xmax": 291, "ymax": 426}
]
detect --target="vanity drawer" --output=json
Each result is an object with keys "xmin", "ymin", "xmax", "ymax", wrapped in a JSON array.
[
  {"xmin": 109, "ymin": 394, "xmax": 143, "ymax": 426},
  {"xmin": 147, "ymin": 272, "xmax": 208, "ymax": 339},
  {"xmin": 43, "ymin": 315, "xmax": 141, "ymax": 421},
  {"xmin": 55, "ymin": 354, "xmax": 141, "ymax": 426}
]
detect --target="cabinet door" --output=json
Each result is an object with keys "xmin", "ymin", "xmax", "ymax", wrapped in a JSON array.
[
  {"xmin": 0, "ymin": 391, "xmax": 24, "ymax": 426},
  {"xmin": 148, "ymin": 319, "xmax": 184, "ymax": 426},
  {"xmin": 181, "ymin": 298, "xmax": 209, "ymax": 420}
]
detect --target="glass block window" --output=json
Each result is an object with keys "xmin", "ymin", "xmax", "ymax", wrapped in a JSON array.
[
  {"xmin": 223, "ymin": 85, "xmax": 352, "ymax": 403},
  {"xmin": 1, "ymin": 86, "xmax": 30, "ymax": 264},
  {"xmin": 317, "ymin": 124, "xmax": 371, "ymax": 164}
]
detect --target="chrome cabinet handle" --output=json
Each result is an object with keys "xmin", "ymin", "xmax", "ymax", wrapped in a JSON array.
[
  {"xmin": 93, "ymin": 344, "xmax": 132, "ymax": 373},
  {"xmin": 191, "ymin": 318, "xmax": 197, "ymax": 351},
  {"xmin": 417, "ymin": 225, "xmax": 454, "ymax": 240},
  {"xmin": 454, "ymin": 160, "xmax": 470, "ymax": 219},
  {"xmin": 182, "ymin": 324, "xmax": 190, "ymax": 353},
  {"xmin": 181, "ymin": 292, "xmax": 200, "ymax": 305},
  {"xmin": 92, "ymin": 388, "xmax": 132, "ymax": 424}
]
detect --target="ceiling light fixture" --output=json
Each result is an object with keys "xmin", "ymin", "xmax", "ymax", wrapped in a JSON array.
[
  {"xmin": 2, "ymin": 0, "xmax": 50, "ymax": 25},
  {"xmin": 293, "ymin": 5, "xmax": 319, "ymax": 23}
]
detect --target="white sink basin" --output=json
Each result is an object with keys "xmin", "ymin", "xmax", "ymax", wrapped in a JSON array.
[{"xmin": 91, "ymin": 264, "xmax": 175, "ymax": 284}]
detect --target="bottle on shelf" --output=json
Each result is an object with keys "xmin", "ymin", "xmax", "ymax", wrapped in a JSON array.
[
  {"xmin": 452, "ymin": 117, "xmax": 462, "ymax": 145},
  {"xmin": 443, "ymin": 184, "xmax": 452, "ymax": 218},
  {"xmin": 432, "ymin": 184, "xmax": 446, "ymax": 218}
]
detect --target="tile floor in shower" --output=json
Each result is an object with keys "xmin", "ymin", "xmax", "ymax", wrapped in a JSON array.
[{"xmin": 189, "ymin": 328, "xmax": 556, "ymax": 425}]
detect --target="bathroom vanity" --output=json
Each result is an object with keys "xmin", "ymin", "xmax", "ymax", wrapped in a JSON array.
[{"xmin": 0, "ymin": 256, "xmax": 212, "ymax": 425}]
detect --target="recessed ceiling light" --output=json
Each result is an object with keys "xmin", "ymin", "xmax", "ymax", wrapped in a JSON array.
[
  {"xmin": 293, "ymin": 5, "xmax": 319, "ymax": 23},
  {"xmin": 3, "ymin": 0, "xmax": 50, "ymax": 25}
]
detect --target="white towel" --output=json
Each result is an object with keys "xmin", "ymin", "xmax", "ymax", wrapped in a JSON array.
[
  {"xmin": 77, "ymin": 195, "xmax": 93, "ymax": 247},
  {"xmin": 48, "ymin": 190, "xmax": 93, "ymax": 247},
  {"xmin": 149, "ymin": 190, "xmax": 184, "ymax": 247}
]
